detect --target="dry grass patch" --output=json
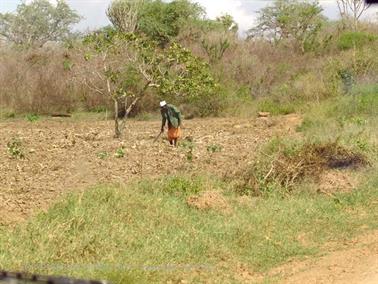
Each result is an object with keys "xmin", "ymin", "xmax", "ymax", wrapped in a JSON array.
[
  {"xmin": 186, "ymin": 191, "xmax": 231, "ymax": 213},
  {"xmin": 236, "ymin": 141, "xmax": 369, "ymax": 195}
]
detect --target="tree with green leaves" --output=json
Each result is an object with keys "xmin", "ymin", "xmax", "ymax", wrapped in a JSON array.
[
  {"xmin": 140, "ymin": 0, "xmax": 205, "ymax": 45},
  {"xmin": 106, "ymin": 0, "xmax": 143, "ymax": 33},
  {"xmin": 200, "ymin": 14, "xmax": 238, "ymax": 64},
  {"xmin": 216, "ymin": 14, "xmax": 238, "ymax": 33},
  {"xmin": 248, "ymin": 0, "xmax": 324, "ymax": 53},
  {"xmin": 80, "ymin": 28, "xmax": 217, "ymax": 138},
  {"xmin": 107, "ymin": 0, "xmax": 205, "ymax": 46},
  {"xmin": 0, "ymin": 0, "xmax": 81, "ymax": 47}
]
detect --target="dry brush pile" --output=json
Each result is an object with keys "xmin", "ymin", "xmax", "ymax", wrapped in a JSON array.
[{"xmin": 234, "ymin": 141, "xmax": 369, "ymax": 196}]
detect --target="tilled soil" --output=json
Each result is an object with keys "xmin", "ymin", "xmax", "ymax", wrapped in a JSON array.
[{"xmin": 0, "ymin": 115, "xmax": 300, "ymax": 225}]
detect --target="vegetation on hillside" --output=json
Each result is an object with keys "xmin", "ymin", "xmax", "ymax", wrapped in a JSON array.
[{"xmin": 0, "ymin": 0, "xmax": 376, "ymax": 119}]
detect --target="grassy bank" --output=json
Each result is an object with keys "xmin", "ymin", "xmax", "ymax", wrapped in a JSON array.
[
  {"xmin": 298, "ymin": 84, "xmax": 377, "ymax": 155},
  {"xmin": 0, "ymin": 173, "xmax": 377, "ymax": 283}
]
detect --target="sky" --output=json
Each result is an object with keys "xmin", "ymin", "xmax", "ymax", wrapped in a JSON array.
[{"xmin": 1, "ymin": 0, "xmax": 377, "ymax": 36}]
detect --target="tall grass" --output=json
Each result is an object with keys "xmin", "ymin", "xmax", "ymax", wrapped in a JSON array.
[{"xmin": 297, "ymin": 84, "xmax": 378, "ymax": 153}]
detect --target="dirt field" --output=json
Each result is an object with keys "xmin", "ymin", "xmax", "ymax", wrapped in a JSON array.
[
  {"xmin": 0, "ymin": 115, "xmax": 300, "ymax": 225},
  {"xmin": 1, "ymin": 115, "xmax": 378, "ymax": 283}
]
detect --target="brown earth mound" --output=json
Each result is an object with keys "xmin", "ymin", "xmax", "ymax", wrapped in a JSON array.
[{"xmin": 187, "ymin": 191, "xmax": 230, "ymax": 213}]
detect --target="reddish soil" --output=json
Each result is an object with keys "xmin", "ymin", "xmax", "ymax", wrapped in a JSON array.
[{"xmin": 0, "ymin": 115, "xmax": 299, "ymax": 225}]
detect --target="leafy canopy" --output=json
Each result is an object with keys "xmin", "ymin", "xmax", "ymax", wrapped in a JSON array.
[
  {"xmin": 107, "ymin": 0, "xmax": 205, "ymax": 45},
  {"xmin": 248, "ymin": 0, "xmax": 324, "ymax": 52},
  {"xmin": 138, "ymin": 0, "xmax": 204, "ymax": 45},
  {"xmin": 0, "ymin": 0, "xmax": 81, "ymax": 47},
  {"xmin": 83, "ymin": 28, "xmax": 217, "ymax": 104}
]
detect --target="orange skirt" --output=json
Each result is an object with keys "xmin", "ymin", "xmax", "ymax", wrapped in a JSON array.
[{"xmin": 168, "ymin": 127, "xmax": 181, "ymax": 141}]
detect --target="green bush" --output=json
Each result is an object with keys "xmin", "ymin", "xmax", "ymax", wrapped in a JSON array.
[
  {"xmin": 337, "ymin": 32, "xmax": 377, "ymax": 50},
  {"xmin": 257, "ymin": 98, "xmax": 296, "ymax": 115},
  {"xmin": 333, "ymin": 84, "xmax": 378, "ymax": 117},
  {"xmin": 138, "ymin": 175, "xmax": 204, "ymax": 196}
]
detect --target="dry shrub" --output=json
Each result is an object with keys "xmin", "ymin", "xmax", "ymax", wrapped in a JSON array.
[
  {"xmin": 219, "ymin": 40, "xmax": 319, "ymax": 97},
  {"xmin": 1, "ymin": 47, "xmax": 75, "ymax": 113},
  {"xmin": 271, "ymin": 142, "xmax": 368, "ymax": 185},
  {"xmin": 292, "ymin": 72, "xmax": 328, "ymax": 102},
  {"xmin": 0, "ymin": 47, "xmax": 109, "ymax": 114},
  {"xmin": 237, "ymin": 141, "xmax": 369, "ymax": 195}
]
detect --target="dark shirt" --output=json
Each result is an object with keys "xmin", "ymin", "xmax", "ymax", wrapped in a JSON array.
[{"xmin": 161, "ymin": 104, "xmax": 182, "ymax": 128}]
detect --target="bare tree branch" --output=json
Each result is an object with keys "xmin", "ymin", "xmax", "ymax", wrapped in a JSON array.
[{"xmin": 336, "ymin": 0, "xmax": 371, "ymax": 30}]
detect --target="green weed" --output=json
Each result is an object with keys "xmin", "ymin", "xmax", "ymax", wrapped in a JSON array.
[
  {"xmin": 97, "ymin": 151, "xmax": 109, "ymax": 160},
  {"xmin": 114, "ymin": 147, "xmax": 125, "ymax": 158},
  {"xmin": 25, "ymin": 113, "xmax": 40, "ymax": 122},
  {"xmin": 207, "ymin": 144, "xmax": 222, "ymax": 153},
  {"xmin": 0, "ymin": 110, "xmax": 16, "ymax": 119},
  {"xmin": 7, "ymin": 137, "xmax": 25, "ymax": 159},
  {"xmin": 180, "ymin": 140, "xmax": 195, "ymax": 161}
]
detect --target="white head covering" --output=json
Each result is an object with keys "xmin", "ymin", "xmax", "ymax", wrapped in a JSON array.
[{"xmin": 160, "ymin": 101, "xmax": 167, "ymax": 107}]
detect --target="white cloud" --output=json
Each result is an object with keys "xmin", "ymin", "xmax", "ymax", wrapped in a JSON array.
[
  {"xmin": 67, "ymin": 1, "xmax": 111, "ymax": 31},
  {"xmin": 195, "ymin": 0, "xmax": 258, "ymax": 35},
  {"xmin": 196, "ymin": 0, "xmax": 377, "ymax": 36}
]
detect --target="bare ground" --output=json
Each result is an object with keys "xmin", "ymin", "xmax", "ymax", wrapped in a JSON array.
[
  {"xmin": 266, "ymin": 230, "xmax": 378, "ymax": 284},
  {"xmin": 0, "ymin": 115, "xmax": 299, "ymax": 225}
]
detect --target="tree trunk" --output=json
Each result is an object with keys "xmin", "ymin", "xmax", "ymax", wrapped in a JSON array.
[
  {"xmin": 114, "ymin": 98, "xmax": 121, "ymax": 138},
  {"xmin": 112, "ymin": 82, "xmax": 151, "ymax": 139}
]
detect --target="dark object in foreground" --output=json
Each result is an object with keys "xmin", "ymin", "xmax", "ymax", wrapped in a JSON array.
[
  {"xmin": 51, "ymin": 113, "xmax": 72, "ymax": 118},
  {"xmin": 365, "ymin": 0, "xmax": 378, "ymax": 4},
  {"xmin": 0, "ymin": 270, "xmax": 109, "ymax": 284},
  {"xmin": 153, "ymin": 131, "xmax": 162, "ymax": 143}
]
